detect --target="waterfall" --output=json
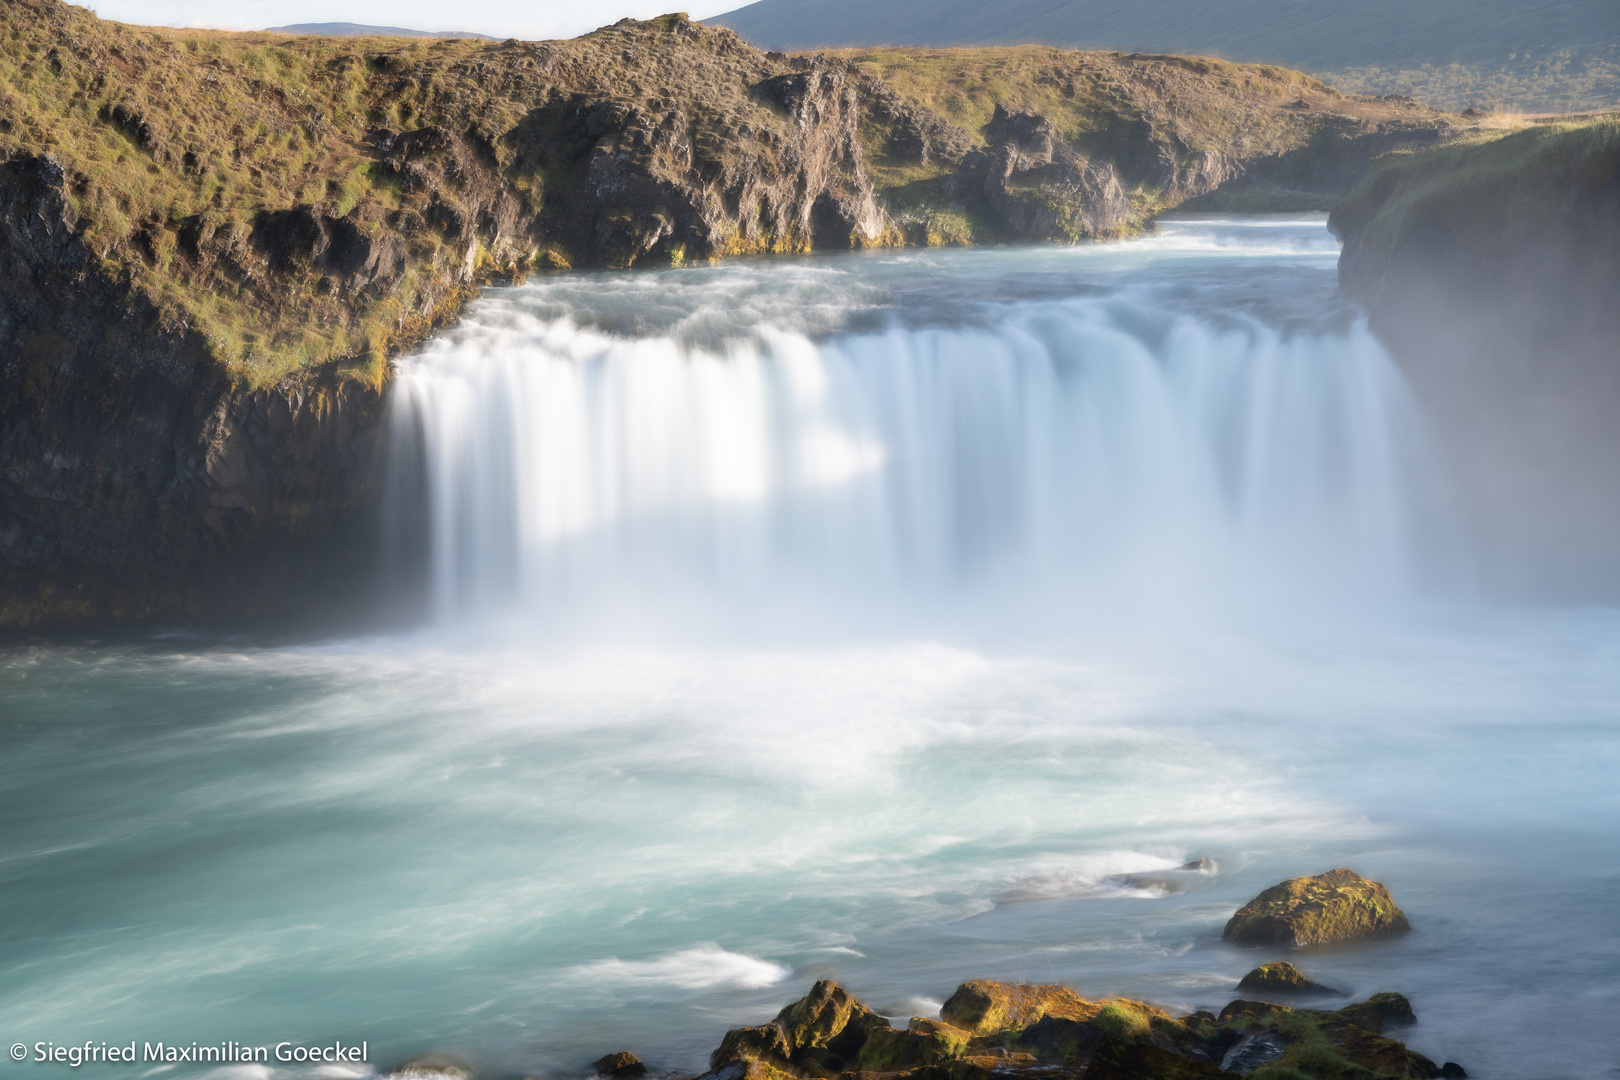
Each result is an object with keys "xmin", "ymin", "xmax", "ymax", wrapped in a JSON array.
[{"xmin": 387, "ymin": 284, "xmax": 1433, "ymax": 628}]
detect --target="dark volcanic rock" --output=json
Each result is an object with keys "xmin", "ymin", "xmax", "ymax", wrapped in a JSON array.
[
  {"xmin": 1236, "ymin": 960, "xmax": 1341, "ymax": 996},
  {"xmin": 1337, "ymin": 991, "xmax": 1417, "ymax": 1034},
  {"xmin": 1223, "ymin": 869, "xmax": 1411, "ymax": 947},
  {"xmin": 0, "ymin": 154, "xmax": 392, "ymax": 632}
]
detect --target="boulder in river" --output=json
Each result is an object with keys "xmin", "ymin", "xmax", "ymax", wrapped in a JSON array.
[
  {"xmin": 1224, "ymin": 868, "xmax": 1410, "ymax": 947},
  {"xmin": 591, "ymin": 1052, "xmax": 649, "ymax": 1078},
  {"xmin": 1237, "ymin": 960, "xmax": 1341, "ymax": 996}
]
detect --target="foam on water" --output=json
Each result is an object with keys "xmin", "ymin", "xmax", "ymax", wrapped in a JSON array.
[{"xmin": 3, "ymin": 219, "xmax": 1618, "ymax": 1080}]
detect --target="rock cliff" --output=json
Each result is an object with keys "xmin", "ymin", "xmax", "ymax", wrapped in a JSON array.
[
  {"xmin": 0, "ymin": 0, "xmax": 1462, "ymax": 629},
  {"xmin": 1331, "ymin": 117, "xmax": 1620, "ymax": 597}
]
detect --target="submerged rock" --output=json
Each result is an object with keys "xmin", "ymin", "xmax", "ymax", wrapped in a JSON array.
[
  {"xmin": 1224, "ymin": 868, "xmax": 1410, "ymax": 947},
  {"xmin": 591, "ymin": 1052, "xmax": 649, "ymax": 1078},
  {"xmin": 1237, "ymin": 960, "xmax": 1341, "ymax": 996},
  {"xmin": 1111, "ymin": 857, "xmax": 1219, "ymax": 893}
]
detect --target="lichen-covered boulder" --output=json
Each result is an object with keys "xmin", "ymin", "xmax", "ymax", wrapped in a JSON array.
[
  {"xmin": 707, "ymin": 980, "xmax": 892, "ymax": 1080},
  {"xmin": 1237, "ymin": 961, "xmax": 1341, "ymax": 996},
  {"xmin": 1223, "ymin": 869, "xmax": 1410, "ymax": 947},
  {"xmin": 939, "ymin": 979, "xmax": 1090, "ymax": 1037},
  {"xmin": 772, "ymin": 979, "xmax": 889, "ymax": 1056},
  {"xmin": 591, "ymin": 1052, "xmax": 649, "ymax": 1078},
  {"xmin": 709, "ymin": 1025, "xmax": 790, "ymax": 1071},
  {"xmin": 853, "ymin": 1020, "xmax": 968, "ymax": 1071}
]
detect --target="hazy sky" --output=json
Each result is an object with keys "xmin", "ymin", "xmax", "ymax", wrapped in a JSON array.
[{"xmin": 77, "ymin": 0, "xmax": 737, "ymax": 40}]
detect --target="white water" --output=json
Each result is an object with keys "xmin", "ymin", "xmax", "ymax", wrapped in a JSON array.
[
  {"xmin": 4, "ymin": 219, "xmax": 1618, "ymax": 1080},
  {"xmin": 391, "ymin": 221, "xmax": 1433, "ymax": 632}
]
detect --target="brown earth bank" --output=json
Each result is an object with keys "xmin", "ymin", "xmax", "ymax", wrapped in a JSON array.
[
  {"xmin": 1329, "ymin": 116, "xmax": 1620, "ymax": 598},
  {"xmin": 566, "ymin": 978, "xmax": 1469, "ymax": 1080},
  {"xmin": 0, "ymin": 0, "xmax": 1469, "ymax": 629}
]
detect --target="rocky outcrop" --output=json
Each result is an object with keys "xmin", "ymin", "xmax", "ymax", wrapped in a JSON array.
[
  {"xmin": 979, "ymin": 104, "xmax": 1132, "ymax": 240},
  {"xmin": 0, "ymin": 154, "xmax": 391, "ymax": 630},
  {"xmin": 1236, "ymin": 961, "xmax": 1340, "ymax": 996},
  {"xmin": 654, "ymin": 978, "xmax": 1461, "ymax": 1080},
  {"xmin": 1223, "ymin": 869, "xmax": 1410, "ymax": 947},
  {"xmin": 1331, "ymin": 118, "xmax": 1620, "ymax": 598}
]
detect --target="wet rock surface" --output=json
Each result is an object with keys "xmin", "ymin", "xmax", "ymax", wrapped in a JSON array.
[{"xmin": 1223, "ymin": 868, "xmax": 1411, "ymax": 947}]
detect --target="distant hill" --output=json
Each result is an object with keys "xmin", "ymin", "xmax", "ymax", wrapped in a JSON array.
[
  {"xmin": 264, "ymin": 22, "xmax": 496, "ymax": 39},
  {"xmin": 709, "ymin": 0, "xmax": 1620, "ymax": 111}
]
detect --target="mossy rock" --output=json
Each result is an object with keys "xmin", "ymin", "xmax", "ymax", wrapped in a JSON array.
[
  {"xmin": 710, "ymin": 1025, "xmax": 790, "ymax": 1070},
  {"xmin": 772, "ymin": 979, "xmax": 891, "ymax": 1060},
  {"xmin": 1237, "ymin": 961, "xmax": 1341, "ymax": 997},
  {"xmin": 939, "ymin": 980, "xmax": 1092, "ymax": 1037},
  {"xmin": 1224, "ymin": 869, "xmax": 1411, "ymax": 947},
  {"xmin": 591, "ymin": 1052, "xmax": 649, "ymax": 1078},
  {"xmin": 854, "ymin": 1020, "xmax": 969, "ymax": 1071}
]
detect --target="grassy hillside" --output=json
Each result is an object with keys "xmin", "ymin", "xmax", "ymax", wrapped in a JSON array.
[
  {"xmin": 0, "ymin": 1, "xmax": 865, "ymax": 385},
  {"xmin": 711, "ymin": 0, "xmax": 1620, "ymax": 112}
]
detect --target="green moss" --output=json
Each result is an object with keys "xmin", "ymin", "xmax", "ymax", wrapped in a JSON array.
[{"xmin": 1090, "ymin": 1003, "xmax": 1153, "ymax": 1040}]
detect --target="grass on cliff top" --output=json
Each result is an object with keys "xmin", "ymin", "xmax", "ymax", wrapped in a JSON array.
[
  {"xmin": 1331, "ymin": 113, "xmax": 1620, "ymax": 268},
  {"xmin": 838, "ymin": 45, "xmax": 1333, "ymax": 142},
  {"xmin": 0, "ymin": 0, "xmax": 511, "ymax": 383},
  {"xmin": 0, "ymin": 1, "xmax": 796, "ymax": 385},
  {"xmin": 833, "ymin": 44, "xmax": 1453, "ymax": 196}
]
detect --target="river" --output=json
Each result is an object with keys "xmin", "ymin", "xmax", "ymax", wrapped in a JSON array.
[{"xmin": 3, "ymin": 217, "xmax": 1617, "ymax": 1079}]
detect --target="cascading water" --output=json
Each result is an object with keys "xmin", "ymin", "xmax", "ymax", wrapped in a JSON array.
[
  {"xmin": 388, "ymin": 217, "xmax": 1436, "ymax": 628},
  {"xmin": 7, "ymin": 218, "xmax": 1618, "ymax": 1080}
]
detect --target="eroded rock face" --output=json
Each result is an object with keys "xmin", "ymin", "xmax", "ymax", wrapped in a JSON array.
[
  {"xmin": 0, "ymin": 155, "xmax": 391, "ymax": 630},
  {"xmin": 979, "ymin": 105, "xmax": 1132, "ymax": 241},
  {"xmin": 1236, "ymin": 960, "xmax": 1341, "ymax": 996},
  {"xmin": 1223, "ymin": 869, "xmax": 1411, "ymax": 947},
  {"xmin": 1331, "ymin": 121, "xmax": 1620, "ymax": 598}
]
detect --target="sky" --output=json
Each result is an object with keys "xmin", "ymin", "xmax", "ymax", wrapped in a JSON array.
[{"xmin": 76, "ymin": 0, "xmax": 738, "ymax": 40}]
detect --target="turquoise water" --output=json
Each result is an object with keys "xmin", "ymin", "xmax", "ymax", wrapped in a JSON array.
[{"xmin": 4, "ymin": 220, "xmax": 1619, "ymax": 1080}]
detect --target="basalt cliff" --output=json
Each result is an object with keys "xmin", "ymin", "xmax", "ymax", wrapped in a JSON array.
[
  {"xmin": 1330, "ymin": 116, "xmax": 1620, "ymax": 597},
  {"xmin": 0, "ymin": 0, "xmax": 1464, "ymax": 629}
]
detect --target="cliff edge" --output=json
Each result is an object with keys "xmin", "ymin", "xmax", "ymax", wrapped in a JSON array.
[{"xmin": 1331, "ymin": 117, "xmax": 1620, "ymax": 595}]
